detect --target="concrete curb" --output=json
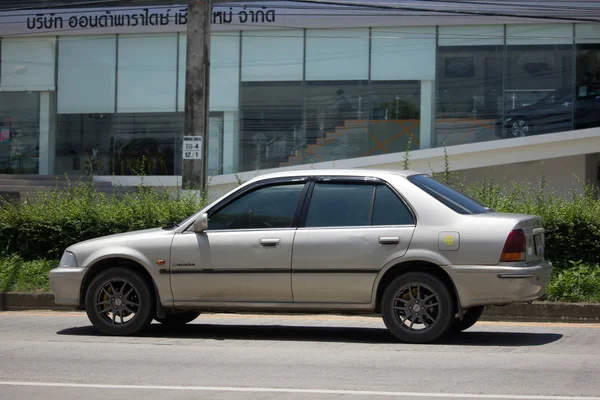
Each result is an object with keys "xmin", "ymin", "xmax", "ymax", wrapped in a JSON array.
[
  {"xmin": 1, "ymin": 293, "xmax": 600, "ymax": 322},
  {"xmin": 0, "ymin": 293, "xmax": 73, "ymax": 311}
]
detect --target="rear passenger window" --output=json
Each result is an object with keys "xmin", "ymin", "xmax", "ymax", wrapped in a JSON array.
[
  {"xmin": 305, "ymin": 183, "xmax": 373, "ymax": 227},
  {"xmin": 372, "ymin": 185, "xmax": 415, "ymax": 226}
]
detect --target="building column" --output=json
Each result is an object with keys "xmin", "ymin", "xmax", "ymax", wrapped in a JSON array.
[
  {"xmin": 38, "ymin": 92, "xmax": 56, "ymax": 175},
  {"xmin": 420, "ymin": 80, "xmax": 436, "ymax": 149},
  {"xmin": 222, "ymin": 111, "xmax": 240, "ymax": 174}
]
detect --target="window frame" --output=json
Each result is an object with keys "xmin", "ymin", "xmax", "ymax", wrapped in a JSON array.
[
  {"xmin": 194, "ymin": 176, "xmax": 310, "ymax": 232},
  {"xmin": 298, "ymin": 176, "xmax": 417, "ymax": 229}
]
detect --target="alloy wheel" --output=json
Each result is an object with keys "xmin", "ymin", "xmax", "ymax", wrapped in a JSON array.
[
  {"xmin": 94, "ymin": 278, "xmax": 141, "ymax": 326},
  {"xmin": 391, "ymin": 282, "xmax": 441, "ymax": 333}
]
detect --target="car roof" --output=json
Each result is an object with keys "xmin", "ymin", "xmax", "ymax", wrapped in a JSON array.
[{"xmin": 247, "ymin": 169, "xmax": 426, "ymax": 183}]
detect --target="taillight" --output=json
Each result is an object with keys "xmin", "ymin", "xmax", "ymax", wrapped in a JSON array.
[{"xmin": 500, "ymin": 229, "xmax": 526, "ymax": 262}]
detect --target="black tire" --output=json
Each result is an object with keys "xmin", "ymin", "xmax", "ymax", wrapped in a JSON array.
[
  {"xmin": 85, "ymin": 267, "xmax": 156, "ymax": 336},
  {"xmin": 381, "ymin": 272, "xmax": 455, "ymax": 344},
  {"xmin": 450, "ymin": 306, "xmax": 485, "ymax": 333},
  {"xmin": 155, "ymin": 311, "xmax": 200, "ymax": 326}
]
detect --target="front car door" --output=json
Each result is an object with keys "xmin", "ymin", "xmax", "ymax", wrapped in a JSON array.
[
  {"xmin": 170, "ymin": 177, "xmax": 308, "ymax": 305},
  {"xmin": 291, "ymin": 177, "xmax": 416, "ymax": 304}
]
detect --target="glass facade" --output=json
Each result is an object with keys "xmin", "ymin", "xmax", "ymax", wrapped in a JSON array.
[{"xmin": 0, "ymin": 22, "xmax": 599, "ymax": 177}]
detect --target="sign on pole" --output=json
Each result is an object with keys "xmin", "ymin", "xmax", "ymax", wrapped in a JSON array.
[{"xmin": 183, "ymin": 136, "xmax": 203, "ymax": 160}]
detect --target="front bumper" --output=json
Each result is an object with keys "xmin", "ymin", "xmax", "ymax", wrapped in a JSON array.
[
  {"xmin": 443, "ymin": 260, "xmax": 553, "ymax": 309},
  {"xmin": 49, "ymin": 266, "xmax": 87, "ymax": 307}
]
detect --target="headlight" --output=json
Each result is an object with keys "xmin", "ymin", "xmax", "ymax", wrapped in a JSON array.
[
  {"xmin": 59, "ymin": 251, "xmax": 78, "ymax": 268},
  {"xmin": 504, "ymin": 117, "xmax": 513, "ymax": 122}
]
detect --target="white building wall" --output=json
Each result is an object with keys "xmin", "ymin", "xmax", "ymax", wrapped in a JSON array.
[{"xmin": 454, "ymin": 155, "xmax": 588, "ymax": 196}]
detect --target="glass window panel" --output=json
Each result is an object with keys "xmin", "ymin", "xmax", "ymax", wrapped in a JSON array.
[
  {"xmin": 54, "ymin": 112, "xmax": 229, "ymax": 177},
  {"xmin": 370, "ymin": 81, "xmax": 421, "ymax": 154},
  {"xmin": 371, "ymin": 27, "xmax": 436, "ymax": 81},
  {"xmin": 117, "ymin": 34, "xmax": 177, "ymax": 113},
  {"xmin": 55, "ymin": 114, "xmax": 114, "ymax": 176},
  {"xmin": 504, "ymin": 43, "xmax": 574, "ymax": 137},
  {"xmin": 436, "ymin": 44, "xmax": 504, "ymax": 146},
  {"xmin": 576, "ymin": 24, "xmax": 600, "ymax": 44},
  {"xmin": 208, "ymin": 184, "xmax": 305, "ymax": 230},
  {"xmin": 408, "ymin": 174, "xmax": 492, "ymax": 215},
  {"xmin": 576, "ymin": 36, "xmax": 600, "ymax": 130},
  {"xmin": 178, "ymin": 33, "xmax": 240, "ymax": 112},
  {"xmin": 372, "ymin": 185, "xmax": 414, "ymax": 226},
  {"xmin": 1, "ymin": 37, "xmax": 56, "ymax": 91},
  {"xmin": 306, "ymin": 29, "xmax": 369, "ymax": 80},
  {"xmin": 438, "ymin": 25, "xmax": 504, "ymax": 47},
  {"xmin": 0, "ymin": 92, "xmax": 40, "ymax": 174},
  {"xmin": 208, "ymin": 114, "xmax": 224, "ymax": 176},
  {"xmin": 239, "ymin": 82, "xmax": 303, "ymax": 172},
  {"xmin": 304, "ymin": 80, "xmax": 369, "ymax": 153},
  {"xmin": 506, "ymin": 24, "xmax": 573, "ymax": 46},
  {"xmin": 113, "ymin": 113, "xmax": 183, "ymax": 175},
  {"xmin": 305, "ymin": 183, "xmax": 373, "ymax": 228},
  {"xmin": 241, "ymin": 30, "xmax": 303, "ymax": 82},
  {"xmin": 57, "ymin": 35, "xmax": 116, "ymax": 114}
]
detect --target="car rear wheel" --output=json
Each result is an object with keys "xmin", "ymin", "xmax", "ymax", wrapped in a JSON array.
[
  {"xmin": 450, "ymin": 306, "xmax": 485, "ymax": 333},
  {"xmin": 155, "ymin": 311, "xmax": 200, "ymax": 326},
  {"xmin": 381, "ymin": 272, "xmax": 455, "ymax": 344},
  {"xmin": 85, "ymin": 268, "xmax": 155, "ymax": 336}
]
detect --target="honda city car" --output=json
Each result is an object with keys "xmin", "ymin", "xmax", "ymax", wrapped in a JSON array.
[{"xmin": 50, "ymin": 169, "xmax": 552, "ymax": 344}]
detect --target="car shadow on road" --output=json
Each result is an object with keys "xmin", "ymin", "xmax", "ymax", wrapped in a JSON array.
[{"xmin": 57, "ymin": 323, "xmax": 563, "ymax": 346}]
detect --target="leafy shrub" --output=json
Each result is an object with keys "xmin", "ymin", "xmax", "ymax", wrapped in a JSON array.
[
  {"xmin": 0, "ymin": 255, "xmax": 57, "ymax": 292},
  {"xmin": 546, "ymin": 261, "xmax": 600, "ymax": 302},
  {"xmin": 0, "ymin": 179, "xmax": 200, "ymax": 261}
]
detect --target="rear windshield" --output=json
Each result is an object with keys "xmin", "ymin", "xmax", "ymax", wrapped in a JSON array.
[{"xmin": 407, "ymin": 175, "xmax": 493, "ymax": 215}]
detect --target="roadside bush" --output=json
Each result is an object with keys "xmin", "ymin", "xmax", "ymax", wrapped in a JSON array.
[
  {"xmin": 546, "ymin": 261, "xmax": 600, "ymax": 302},
  {"xmin": 0, "ymin": 255, "xmax": 57, "ymax": 292},
  {"xmin": 0, "ymin": 179, "xmax": 200, "ymax": 261}
]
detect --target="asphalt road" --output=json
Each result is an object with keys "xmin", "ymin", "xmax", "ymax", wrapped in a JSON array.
[{"xmin": 1, "ymin": 311, "xmax": 600, "ymax": 400}]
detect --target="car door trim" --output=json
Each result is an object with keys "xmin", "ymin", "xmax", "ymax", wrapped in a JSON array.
[{"xmin": 161, "ymin": 268, "xmax": 381, "ymax": 274}]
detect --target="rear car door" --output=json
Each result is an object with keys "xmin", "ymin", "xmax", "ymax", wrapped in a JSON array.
[{"xmin": 291, "ymin": 177, "xmax": 416, "ymax": 304}]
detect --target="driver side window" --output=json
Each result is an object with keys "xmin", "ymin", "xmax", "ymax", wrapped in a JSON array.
[{"xmin": 207, "ymin": 183, "xmax": 305, "ymax": 230}]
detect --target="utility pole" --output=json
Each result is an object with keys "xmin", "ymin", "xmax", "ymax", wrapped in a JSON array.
[{"xmin": 182, "ymin": 0, "xmax": 212, "ymax": 191}]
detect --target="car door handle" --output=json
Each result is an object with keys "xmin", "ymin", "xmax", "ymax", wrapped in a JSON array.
[
  {"xmin": 379, "ymin": 237, "xmax": 400, "ymax": 245},
  {"xmin": 260, "ymin": 238, "xmax": 280, "ymax": 247}
]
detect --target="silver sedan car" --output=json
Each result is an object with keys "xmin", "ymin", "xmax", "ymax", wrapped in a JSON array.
[{"xmin": 50, "ymin": 169, "xmax": 552, "ymax": 344}]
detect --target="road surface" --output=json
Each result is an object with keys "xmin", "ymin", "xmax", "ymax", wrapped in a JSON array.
[{"xmin": 1, "ymin": 311, "xmax": 600, "ymax": 400}]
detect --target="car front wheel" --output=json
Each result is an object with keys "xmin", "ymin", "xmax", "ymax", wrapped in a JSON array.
[
  {"xmin": 155, "ymin": 311, "xmax": 200, "ymax": 326},
  {"xmin": 381, "ymin": 272, "xmax": 455, "ymax": 344},
  {"xmin": 85, "ymin": 267, "xmax": 155, "ymax": 336}
]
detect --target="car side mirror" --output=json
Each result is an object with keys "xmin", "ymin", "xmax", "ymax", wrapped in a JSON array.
[{"xmin": 192, "ymin": 213, "xmax": 209, "ymax": 233}]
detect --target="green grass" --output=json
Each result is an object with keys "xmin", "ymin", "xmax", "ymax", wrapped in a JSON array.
[
  {"xmin": 0, "ymin": 256, "xmax": 57, "ymax": 293},
  {"xmin": 546, "ymin": 261, "xmax": 600, "ymax": 303}
]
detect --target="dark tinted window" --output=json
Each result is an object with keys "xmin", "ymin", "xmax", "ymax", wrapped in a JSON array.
[
  {"xmin": 208, "ymin": 183, "xmax": 305, "ymax": 230},
  {"xmin": 372, "ymin": 185, "xmax": 415, "ymax": 225},
  {"xmin": 305, "ymin": 183, "xmax": 373, "ymax": 227},
  {"xmin": 407, "ymin": 175, "xmax": 492, "ymax": 215}
]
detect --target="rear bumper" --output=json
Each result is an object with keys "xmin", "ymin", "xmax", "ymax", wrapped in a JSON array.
[
  {"xmin": 443, "ymin": 261, "xmax": 553, "ymax": 309},
  {"xmin": 49, "ymin": 267, "xmax": 87, "ymax": 307}
]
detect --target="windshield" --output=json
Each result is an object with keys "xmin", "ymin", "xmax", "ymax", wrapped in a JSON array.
[{"xmin": 407, "ymin": 174, "xmax": 493, "ymax": 215}]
